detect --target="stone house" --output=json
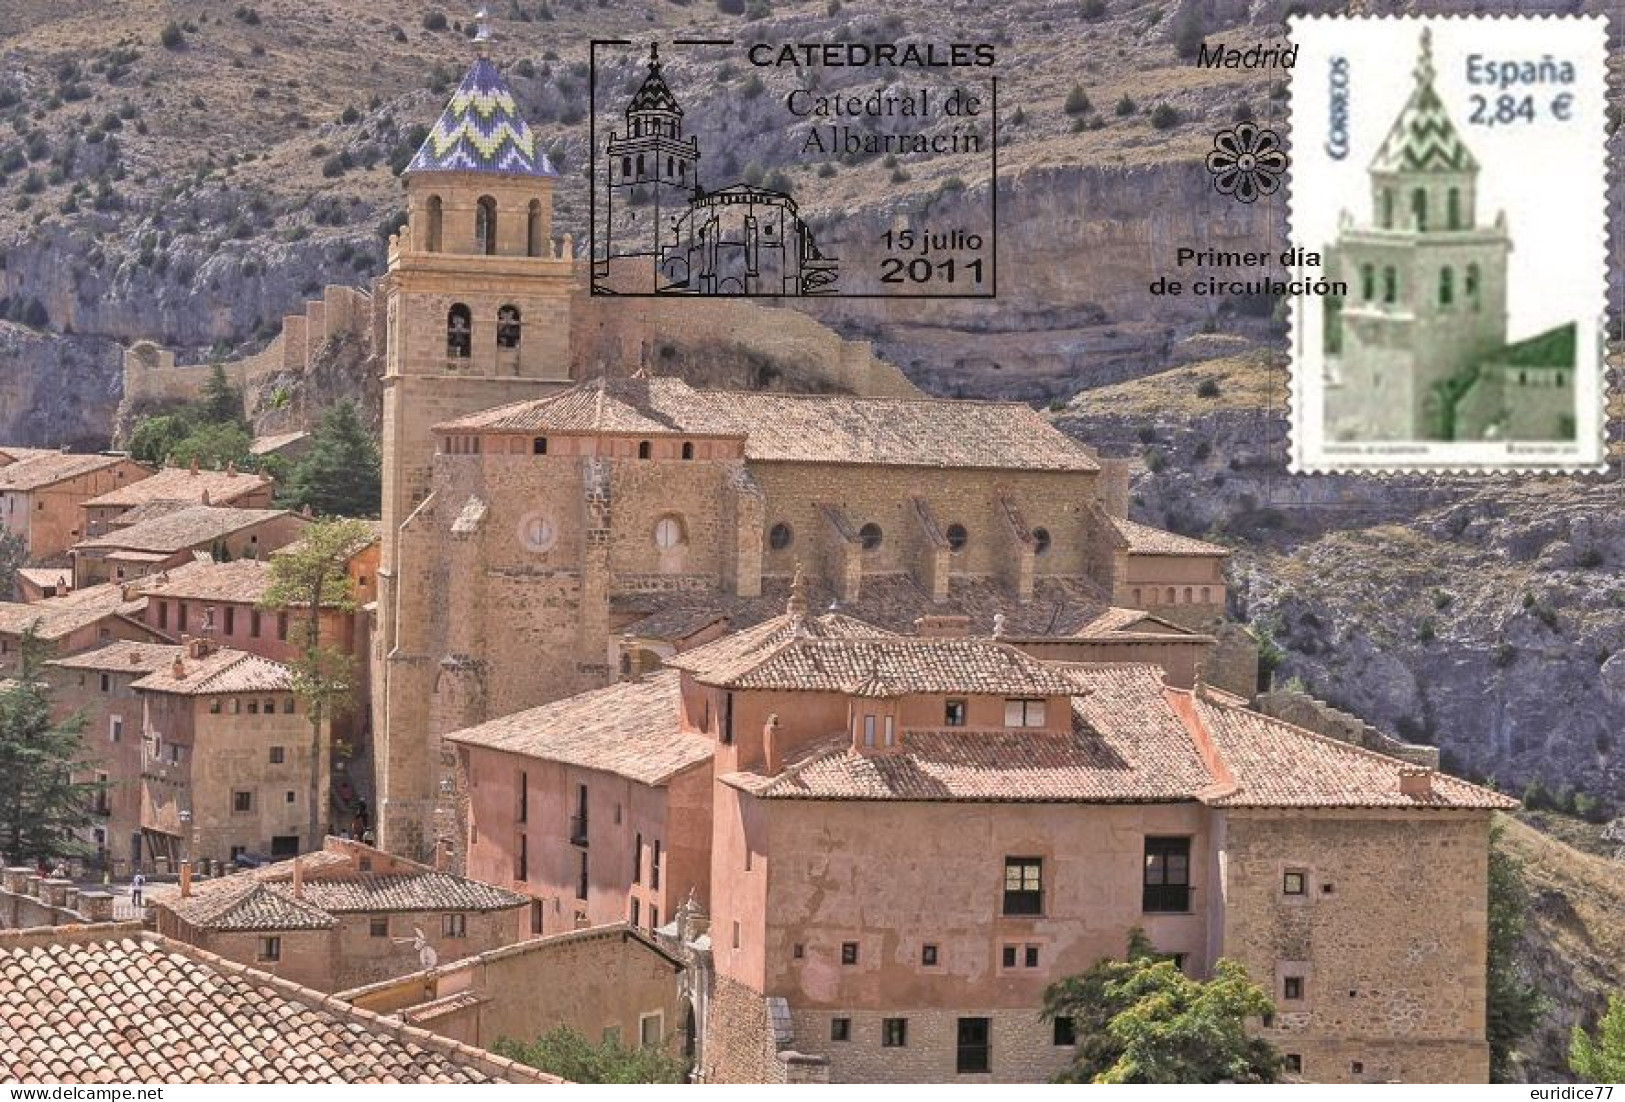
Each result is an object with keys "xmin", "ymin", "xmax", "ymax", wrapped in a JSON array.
[
  {"xmin": 80, "ymin": 461, "xmax": 274, "ymax": 539},
  {"xmin": 446, "ymin": 583, "xmax": 1513, "ymax": 1084},
  {"xmin": 15, "ymin": 566, "xmax": 73, "ymax": 602},
  {"xmin": 148, "ymin": 837, "xmax": 529, "ymax": 993},
  {"xmin": 341, "ymin": 924, "xmax": 688, "ymax": 1058},
  {"xmin": 69, "ymin": 504, "xmax": 310, "ymax": 587},
  {"xmin": 0, "ymin": 451, "xmax": 148, "ymax": 561},
  {"xmin": 0, "ymin": 582, "xmax": 163, "ymax": 674}
]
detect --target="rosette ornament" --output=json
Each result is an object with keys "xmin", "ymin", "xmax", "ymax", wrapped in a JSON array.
[{"xmin": 1205, "ymin": 123, "xmax": 1288, "ymax": 203}]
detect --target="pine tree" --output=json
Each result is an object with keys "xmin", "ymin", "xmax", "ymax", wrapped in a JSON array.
[
  {"xmin": 198, "ymin": 361, "xmax": 246, "ymax": 428},
  {"xmin": 0, "ymin": 529, "xmax": 25, "ymax": 601},
  {"xmin": 282, "ymin": 401, "xmax": 382, "ymax": 518},
  {"xmin": 0, "ymin": 626, "xmax": 104, "ymax": 864},
  {"xmin": 261, "ymin": 518, "xmax": 372, "ymax": 848}
]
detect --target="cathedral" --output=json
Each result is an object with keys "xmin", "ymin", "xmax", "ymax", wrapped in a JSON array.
[
  {"xmin": 1322, "ymin": 30, "xmax": 1576, "ymax": 443},
  {"xmin": 372, "ymin": 49, "xmax": 1227, "ymax": 860}
]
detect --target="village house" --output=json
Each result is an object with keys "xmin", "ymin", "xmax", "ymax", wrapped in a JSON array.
[
  {"xmin": 0, "ymin": 582, "xmax": 162, "ymax": 673},
  {"xmin": 70, "ymin": 504, "xmax": 309, "ymax": 587},
  {"xmin": 446, "ymin": 579, "xmax": 1513, "ymax": 1085},
  {"xmin": 147, "ymin": 837, "xmax": 530, "ymax": 993},
  {"xmin": 0, "ymin": 451, "xmax": 148, "ymax": 561},
  {"xmin": 79, "ymin": 460, "xmax": 274, "ymax": 539},
  {"xmin": 341, "ymin": 923, "xmax": 688, "ymax": 1058},
  {"xmin": 0, "ymin": 923, "xmax": 551, "ymax": 1083},
  {"xmin": 15, "ymin": 566, "xmax": 73, "ymax": 602}
]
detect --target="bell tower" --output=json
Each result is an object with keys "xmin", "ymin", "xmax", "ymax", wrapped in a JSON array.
[{"xmin": 376, "ymin": 17, "xmax": 577, "ymax": 857}]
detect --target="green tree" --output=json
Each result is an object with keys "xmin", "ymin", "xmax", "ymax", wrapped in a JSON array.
[
  {"xmin": 282, "ymin": 401, "xmax": 381, "ymax": 517},
  {"xmin": 1570, "ymin": 994, "xmax": 1625, "ymax": 1082},
  {"xmin": 0, "ymin": 626, "xmax": 105, "ymax": 863},
  {"xmin": 129, "ymin": 410, "xmax": 198, "ymax": 465},
  {"xmin": 261, "ymin": 518, "xmax": 372, "ymax": 846},
  {"xmin": 1043, "ymin": 930, "xmax": 1279, "ymax": 1083},
  {"xmin": 1487, "ymin": 822, "xmax": 1547, "ymax": 1081},
  {"xmin": 1064, "ymin": 84, "xmax": 1091, "ymax": 116},
  {"xmin": 494, "ymin": 1027, "xmax": 687, "ymax": 1084},
  {"xmin": 166, "ymin": 422, "xmax": 254, "ymax": 471},
  {"xmin": 198, "ymin": 361, "xmax": 246, "ymax": 428},
  {"xmin": 0, "ymin": 529, "xmax": 26, "ymax": 601}
]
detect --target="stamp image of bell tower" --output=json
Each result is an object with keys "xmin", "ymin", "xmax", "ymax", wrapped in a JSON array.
[
  {"xmin": 1324, "ymin": 29, "xmax": 1512, "ymax": 442},
  {"xmin": 595, "ymin": 45, "xmax": 701, "ymax": 294}
]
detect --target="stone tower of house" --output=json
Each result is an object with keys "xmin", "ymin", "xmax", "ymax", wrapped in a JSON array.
[
  {"xmin": 596, "ymin": 44, "xmax": 702, "ymax": 293},
  {"xmin": 1327, "ymin": 28, "xmax": 1509, "ymax": 440},
  {"xmin": 376, "ymin": 43, "xmax": 578, "ymax": 856}
]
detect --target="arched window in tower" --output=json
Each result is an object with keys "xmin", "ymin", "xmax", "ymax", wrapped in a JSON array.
[
  {"xmin": 636, "ymin": 154, "xmax": 646, "ymax": 177},
  {"xmin": 1447, "ymin": 187, "xmax": 1461, "ymax": 230},
  {"xmin": 1438, "ymin": 267, "xmax": 1454, "ymax": 308},
  {"xmin": 1411, "ymin": 188, "xmax": 1428, "ymax": 231},
  {"xmin": 497, "ymin": 305, "xmax": 522, "ymax": 349},
  {"xmin": 476, "ymin": 196, "xmax": 498, "ymax": 256},
  {"xmin": 621, "ymin": 156, "xmax": 632, "ymax": 178},
  {"xmin": 1382, "ymin": 266, "xmax": 1397, "ymax": 305},
  {"xmin": 1360, "ymin": 264, "xmax": 1375, "ymax": 301},
  {"xmin": 1381, "ymin": 189, "xmax": 1394, "ymax": 229},
  {"xmin": 1466, "ymin": 263, "xmax": 1481, "ymax": 310},
  {"xmin": 446, "ymin": 304, "xmax": 472, "ymax": 359},
  {"xmin": 527, "ymin": 200, "xmax": 544, "ymax": 258},
  {"xmin": 667, "ymin": 156, "xmax": 674, "ymax": 176},
  {"xmin": 679, "ymin": 160, "xmax": 687, "ymax": 179},
  {"xmin": 425, "ymin": 195, "xmax": 443, "ymax": 253}
]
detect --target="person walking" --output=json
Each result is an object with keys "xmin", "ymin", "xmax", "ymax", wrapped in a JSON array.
[{"xmin": 130, "ymin": 871, "xmax": 145, "ymax": 908}]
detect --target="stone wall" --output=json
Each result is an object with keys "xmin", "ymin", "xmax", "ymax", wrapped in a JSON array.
[
  {"xmin": 1219, "ymin": 809, "xmax": 1494, "ymax": 1084},
  {"xmin": 0, "ymin": 868, "xmax": 112, "ymax": 929},
  {"xmin": 703, "ymin": 972, "xmax": 784, "ymax": 1084},
  {"xmin": 1254, "ymin": 689, "xmax": 1440, "ymax": 768},
  {"xmin": 783, "ymin": 1007, "xmax": 1071, "ymax": 1084}
]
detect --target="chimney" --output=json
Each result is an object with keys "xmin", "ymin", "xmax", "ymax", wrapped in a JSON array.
[
  {"xmin": 189, "ymin": 457, "xmax": 199, "ymax": 475},
  {"xmin": 179, "ymin": 860, "xmax": 192, "ymax": 898},
  {"xmin": 291, "ymin": 854, "xmax": 304, "ymax": 898},
  {"xmin": 622, "ymin": 634, "xmax": 642, "ymax": 683},
  {"xmin": 225, "ymin": 461, "xmax": 236, "ymax": 477},
  {"xmin": 913, "ymin": 615, "xmax": 970, "ymax": 639},
  {"xmin": 1399, "ymin": 765, "xmax": 1434, "ymax": 799},
  {"xmin": 763, "ymin": 714, "xmax": 781, "ymax": 774},
  {"xmin": 434, "ymin": 840, "xmax": 447, "ymax": 871},
  {"xmin": 187, "ymin": 637, "xmax": 209, "ymax": 660},
  {"xmin": 200, "ymin": 489, "xmax": 211, "ymax": 506},
  {"xmin": 171, "ymin": 654, "xmax": 186, "ymax": 679}
]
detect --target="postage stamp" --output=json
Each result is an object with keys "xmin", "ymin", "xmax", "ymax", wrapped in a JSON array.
[{"xmin": 1287, "ymin": 16, "xmax": 1609, "ymax": 473}]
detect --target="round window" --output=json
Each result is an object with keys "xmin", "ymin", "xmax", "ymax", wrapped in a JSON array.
[
  {"xmin": 653, "ymin": 515, "xmax": 686, "ymax": 550},
  {"xmin": 769, "ymin": 522, "xmax": 792, "ymax": 550},
  {"xmin": 945, "ymin": 523, "xmax": 968, "ymax": 552},
  {"xmin": 1032, "ymin": 527, "xmax": 1051, "ymax": 555},
  {"xmin": 859, "ymin": 523, "xmax": 883, "ymax": 551}
]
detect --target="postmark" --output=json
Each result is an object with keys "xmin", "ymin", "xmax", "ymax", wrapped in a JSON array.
[{"xmin": 1287, "ymin": 16, "xmax": 1608, "ymax": 473}]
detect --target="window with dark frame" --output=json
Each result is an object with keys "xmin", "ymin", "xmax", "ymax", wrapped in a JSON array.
[
  {"xmin": 515, "ymin": 833, "xmax": 528, "ymax": 882},
  {"xmin": 881, "ymin": 1018, "xmax": 907, "ymax": 1047},
  {"xmin": 831, "ymin": 1018, "xmax": 851, "ymax": 1042},
  {"xmin": 956, "ymin": 1017, "xmax": 991, "ymax": 1074},
  {"xmin": 232, "ymin": 790, "xmax": 252, "ymax": 813},
  {"xmin": 269, "ymin": 745, "xmax": 286, "ymax": 765},
  {"xmin": 840, "ymin": 942, "xmax": 858, "ymax": 965},
  {"xmin": 1143, "ymin": 837, "xmax": 1192, "ymax": 913},
  {"xmin": 1284, "ymin": 976, "xmax": 1304, "ymax": 1000},
  {"xmin": 442, "ymin": 913, "xmax": 467, "ymax": 938},
  {"xmin": 1053, "ymin": 1017, "xmax": 1076, "ymax": 1046},
  {"xmin": 1002, "ymin": 857, "xmax": 1042, "ymax": 916},
  {"xmin": 1024, "ymin": 945, "xmax": 1039, "ymax": 968},
  {"xmin": 921, "ymin": 944, "xmax": 938, "ymax": 966},
  {"xmin": 576, "ymin": 850, "xmax": 589, "ymax": 900},
  {"xmin": 370, "ymin": 917, "xmax": 388, "ymax": 938},
  {"xmin": 1283, "ymin": 1054, "xmax": 1303, "ymax": 1074},
  {"xmin": 1002, "ymin": 945, "xmax": 1017, "ymax": 968},
  {"xmin": 632, "ymin": 832, "xmax": 642, "ymax": 884},
  {"xmin": 517, "ymin": 772, "xmax": 527, "ymax": 823},
  {"xmin": 945, "ymin": 699, "xmax": 967, "ymax": 727},
  {"xmin": 258, "ymin": 936, "xmax": 281, "ymax": 962},
  {"xmin": 1283, "ymin": 870, "xmax": 1307, "ymax": 896}
]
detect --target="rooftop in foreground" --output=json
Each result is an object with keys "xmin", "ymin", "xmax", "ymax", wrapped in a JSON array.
[{"xmin": 0, "ymin": 925, "xmax": 553, "ymax": 1083}]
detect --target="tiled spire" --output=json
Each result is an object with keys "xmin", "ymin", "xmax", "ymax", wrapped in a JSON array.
[
  {"xmin": 406, "ymin": 57, "xmax": 557, "ymax": 177},
  {"xmin": 1370, "ymin": 28, "xmax": 1479, "ymax": 174},
  {"xmin": 627, "ymin": 43, "xmax": 681, "ymax": 116}
]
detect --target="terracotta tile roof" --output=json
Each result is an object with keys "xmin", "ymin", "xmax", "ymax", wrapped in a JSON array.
[
  {"xmin": 717, "ymin": 660, "xmax": 1508, "ymax": 810},
  {"xmin": 135, "ymin": 558, "xmax": 276, "ymax": 604},
  {"xmin": 446, "ymin": 670, "xmax": 713, "ymax": 786},
  {"xmin": 271, "ymin": 520, "xmax": 381, "ymax": 561},
  {"xmin": 724, "ymin": 664, "xmax": 1215, "ymax": 801},
  {"xmin": 131, "ymin": 649, "xmax": 295, "ymax": 695},
  {"xmin": 1074, "ymin": 607, "xmax": 1202, "ymax": 639},
  {"xmin": 153, "ymin": 854, "xmax": 527, "ymax": 928},
  {"xmin": 0, "ymin": 452, "xmax": 127, "ymax": 492},
  {"xmin": 684, "ymin": 628, "xmax": 1078, "ymax": 696},
  {"xmin": 665, "ymin": 611, "xmax": 893, "ymax": 682},
  {"xmin": 108, "ymin": 499, "xmax": 195, "ymax": 528},
  {"xmin": 82, "ymin": 465, "xmax": 270, "ymax": 510},
  {"xmin": 15, "ymin": 567, "xmax": 71, "ymax": 593},
  {"xmin": 0, "ymin": 583, "xmax": 149, "ymax": 641},
  {"xmin": 297, "ymin": 874, "xmax": 528, "ymax": 914},
  {"xmin": 1110, "ymin": 516, "xmax": 1228, "ymax": 556},
  {"xmin": 0, "ymin": 927, "xmax": 548, "ymax": 1082},
  {"xmin": 75, "ymin": 506, "xmax": 301, "ymax": 554},
  {"xmin": 1192, "ymin": 693, "xmax": 1517, "ymax": 809},
  {"xmin": 48, "ymin": 640, "xmax": 183, "ymax": 675},
  {"xmin": 438, "ymin": 376, "xmax": 1099, "ymax": 471}
]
